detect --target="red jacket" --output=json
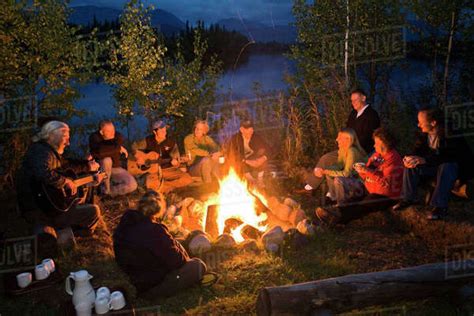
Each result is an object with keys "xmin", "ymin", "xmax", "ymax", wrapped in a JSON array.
[{"xmin": 362, "ymin": 149, "xmax": 403, "ymax": 199}]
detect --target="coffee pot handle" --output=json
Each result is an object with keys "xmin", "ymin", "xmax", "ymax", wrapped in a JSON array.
[{"xmin": 65, "ymin": 275, "xmax": 74, "ymax": 295}]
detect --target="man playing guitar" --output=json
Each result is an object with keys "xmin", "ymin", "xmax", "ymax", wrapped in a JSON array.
[
  {"xmin": 130, "ymin": 120, "xmax": 192, "ymax": 193},
  {"xmin": 16, "ymin": 121, "xmax": 104, "ymax": 237}
]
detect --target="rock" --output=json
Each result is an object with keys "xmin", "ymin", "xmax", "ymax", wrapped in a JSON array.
[
  {"xmin": 297, "ymin": 219, "xmax": 315, "ymax": 236},
  {"xmin": 283, "ymin": 197, "xmax": 300, "ymax": 209},
  {"xmin": 239, "ymin": 239, "xmax": 259, "ymax": 252},
  {"xmin": 189, "ymin": 200, "xmax": 205, "ymax": 217},
  {"xmin": 224, "ymin": 218, "xmax": 244, "ymax": 234},
  {"xmin": 284, "ymin": 228, "xmax": 309, "ymax": 250},
  {"xmin": 289, "ymin": 208, "xmax": 306, "ymax": 227},
  {"xmin": 241, "ymin": 225, "xmax": 263, "ymax": 240},
  {"xmin": 267, "ymin": 196, "xmax": 281, "ymax": 211},
  {"xmin": 189, "ymin": 234, "xmax": 212, "ymax": 255},
  {"xmin": 272, "ymin": 203, "xmax": 293, "ymax": 222},
  {"xmin": 262, "ymin": 226, "xmax": 285, "ymax": 246},
  {"xmin": 265, "ymin": 242, "xmax": 279, "ymax": 253},
  {"xmin": 215, "ymin": 234, "xmax": 236, "ymax": 248}
]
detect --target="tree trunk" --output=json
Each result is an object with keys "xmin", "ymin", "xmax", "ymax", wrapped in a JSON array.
[
  {"xmin": 344, "ymin": 0, "xmax": 350, "ymax": 88},
  {"xmin": 256, "ymin": 260, "xmax": 474, "ymax": 315},
  {"xmin": 443, "ymin": 10, "xmax": 457, "ymax": 107}
]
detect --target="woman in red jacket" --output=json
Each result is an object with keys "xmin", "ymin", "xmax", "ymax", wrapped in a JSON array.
[{"xmin": 316, "ymin": 128, "xmax": 403, "ymax": 225}]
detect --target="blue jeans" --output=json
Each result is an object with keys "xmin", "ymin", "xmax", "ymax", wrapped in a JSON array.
[{"xmin": 402, "ymin": 162, "xmax": 458, "ymax": 208}]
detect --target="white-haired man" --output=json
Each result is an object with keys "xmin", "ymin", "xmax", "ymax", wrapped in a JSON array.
[{"xmin": 16, "ymin": 121, "xmax": 103, "ymax": 236}]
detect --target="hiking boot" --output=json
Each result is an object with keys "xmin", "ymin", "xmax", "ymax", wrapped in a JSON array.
[
  {"xmin": 426, "ymin": 207, "xmax": 448, "ymax": 220},
  {"xmin": 392, "ymin": 200, "xmax": 415, "ymax": 211},
  {"xmin": 315, "ymin": 207, "xmax": 341, "ymax": 226}
]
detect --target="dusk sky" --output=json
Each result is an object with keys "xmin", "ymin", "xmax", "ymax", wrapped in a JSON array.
[{"xmin": 70, "ymin": 0, "xmax": 295, "ymax": 25}]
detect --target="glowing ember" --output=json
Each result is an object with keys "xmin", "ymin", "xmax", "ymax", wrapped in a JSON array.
[{"xmin": 205, "ymin": 168, "xmax": 268, "ymax": 243}]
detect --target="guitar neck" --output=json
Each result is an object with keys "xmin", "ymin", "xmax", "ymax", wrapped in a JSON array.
[{"xmin": 73, "ymin": 175, "xmax": 95, "ymax": 187}]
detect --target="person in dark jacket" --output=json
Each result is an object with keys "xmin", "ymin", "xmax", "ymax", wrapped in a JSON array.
[
  {"xmin": 113, "ymin": 190, "xmax": 206, "ymax": 298},
  {"xmin": 392, "ymin": 107, "xmax": 472, "ymax": 220},
  {"xmin": 89, "ymin": 120, "xmax": 137, "ymax": 196},
  {"xmin": 302, "ymin": 88, "xmax": 380, "ymax": 193},
  {"xmin": 130, "ymin": 120, "xmax": 192, "ymax": 193},
  {"xmin": 224, "ymin": 119, "xmax": 271, "ymax": 186},
  {"xmin": 16, "ymin": 121, "xmax": 102, "ymax": 235}
]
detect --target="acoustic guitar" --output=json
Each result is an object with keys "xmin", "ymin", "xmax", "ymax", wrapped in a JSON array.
[
  {"xmin": 35, "ymin": 169, "xmax": 106, "ymax": 213},
  {"xmin": 128, "ymin": 151, "xmax": 190, "ymax": 175}
]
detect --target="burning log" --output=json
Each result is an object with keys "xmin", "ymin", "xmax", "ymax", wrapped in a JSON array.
[
  {"xmin": 256, "ymin": 260, "xmax": 474, "ymax": 315},
  {"xmin": 241, "ymin": 225, "xmax": 263, "ymax": 240},
  {"xmin": 224, "ymin": 218, "xmax": 244, "ymax": 234},
  {"xmin": 205, "ymin": 204, "xmax": 219, "ymax": 240}
]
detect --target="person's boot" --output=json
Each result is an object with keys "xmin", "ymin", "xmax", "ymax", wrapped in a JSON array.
[{"xmin": 426, "ymin": 207, "xmax": 448, "ymax": 220}]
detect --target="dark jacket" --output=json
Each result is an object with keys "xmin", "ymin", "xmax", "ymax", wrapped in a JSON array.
[
  {"xmin": 113, "ymin": 210, "xmax": 189, "ymax": 292},
  {"xmin": 225, "ymin": 131, "xmax": 271, "ymax": 174},
  {"xmin": 411, "ymin": 130, "xmax": 474, "ymax": 182},
  {"xmin": 16, "ymin": 141, "xmax": 90, "ymax": 217},
  {"xmin": 89, "ymin": 131, "xmax": 124, "ymax": 168},
  {"xmin": 346, "ymin": 105, "xmax": 380, "ymax": 154}
]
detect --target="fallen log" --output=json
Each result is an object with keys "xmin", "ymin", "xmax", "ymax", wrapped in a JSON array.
[{"xmin": 256, "ymin": 260, "xmax": 474, "ymax": 315}]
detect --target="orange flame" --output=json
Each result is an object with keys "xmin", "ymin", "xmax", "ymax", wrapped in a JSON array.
[{"xmin": 205, "ymin": 168, "xmax": 267, "ymax": 243}]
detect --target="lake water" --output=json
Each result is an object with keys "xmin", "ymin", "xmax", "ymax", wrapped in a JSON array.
[{"xmin": 69, "ymin": 52, "xmax": 442, "ymax": 152}]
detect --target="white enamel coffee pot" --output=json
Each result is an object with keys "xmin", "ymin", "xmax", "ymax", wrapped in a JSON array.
[{"xmin": 65, "ymin": 270, "xmax": 95, "ymax": 307}]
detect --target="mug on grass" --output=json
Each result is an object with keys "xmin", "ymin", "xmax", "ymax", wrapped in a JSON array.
[
  {"xmin": 96, "ymin": 286, "xmax": 111, "ymax": 300},
  {"xmin": 34, "ymin": 264, "xmax": 49, "ymax": 280},
  {"xmin": 16, "ymin": 272, "xmax": 32, "ymax": 288},
  {"xmin": 42, "ymin": 258, "xmax": 55, "ymax": 273},
  {"xmin": 94, "ymin": 296, "xmax": 110, "ymax": 314},
  {"xmin": 109, "ymin": 291, "xmax": 126, "ymax": 310}
]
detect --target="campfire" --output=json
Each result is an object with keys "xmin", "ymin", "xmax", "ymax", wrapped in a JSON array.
[
  {"xmin": 170, "ymin": 168, "xmax": 313, "ymax": 255},
  {"xmin": 203, "ymin": 168, "xmax": 269, "ymax": 243}
]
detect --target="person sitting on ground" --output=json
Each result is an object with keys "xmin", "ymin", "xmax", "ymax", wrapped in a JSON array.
[
  {"xmin": 302, "ymin": 88, "xmax": 380, "ymax": 193},
  {"xmin": 130, "ymin": 120, "xmax": 192, "ymax": 193},
  {"xmin": 313, "ymin": 128, "xmax": 367, "ymax": 205},
  {"xmin": 16, "ymin": 121, "xmax": 102, "ymax": 236},
  {"xmin": 89, "ymin": 120, "xmax": 137, "ymax": 197},
  {"xmin": 316, "ymin": 127, "xmax": 403, "ymax": 225},
  {"xmin": 224, "ymin": 119, "xmax": 271, "ymax": 186},
  {"xmin": 392, "ymin": 107, "xmax": 472, "ymax": 220},
  {"xmin": 113, "ymin": 190, "xmax": 207, "ymax": 298},
  {"xmin": 184, "ymin": 120, "xmax": 221, "ymax": 184}
]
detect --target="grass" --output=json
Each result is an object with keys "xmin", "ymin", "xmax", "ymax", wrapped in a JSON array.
[{"xmin": 1, "ymin": 182, "xmax": 474, "ymax": 315}]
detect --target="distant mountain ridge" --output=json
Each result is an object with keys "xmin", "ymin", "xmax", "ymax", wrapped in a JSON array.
[
  {"xmin": 69, "ymin": 5, "xmax": 185, "ymax": 36},
  {"xmin": 69, "ymin": 6, "xmax": 295, "ymax": 43}
]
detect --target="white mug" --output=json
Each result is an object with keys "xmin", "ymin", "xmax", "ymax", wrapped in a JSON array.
[
  {"xmin": 42, "ymin": 258, "xmax": 55, "ymax": 273},
  {"xmin": 109, "ymin": 291, "xmax": 126, "ymax": 310},
  {"xmin": 219, "ymin": 156, "xmax": 225, "ymax": 164},
  {"xmin": 75, "ymin": 301, "xmax": 92, "ymax": 316},
  {"xmin": 94, "ymin": 296, "xmax": 110, "ymax": 314},
  {"xmin": 96, "ymin": 286, "xmax": 111, "ymax": 300},
  {"xmin": 16, "ymin": 272, "xmax": 32, "ymax": 288},
  {"xmin": 34, "ymin": 264, "xmax": 49, "ymax": 280}
]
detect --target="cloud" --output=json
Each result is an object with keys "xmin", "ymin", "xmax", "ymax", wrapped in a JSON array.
[{"xmin": 70, "ymin": 0, "xmax": 294, "ymax": 25}]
